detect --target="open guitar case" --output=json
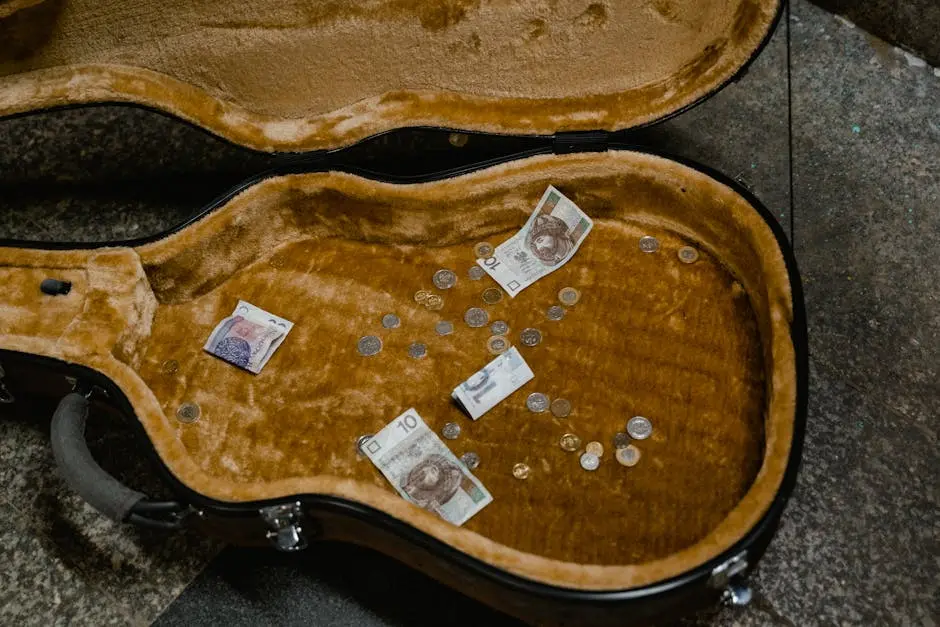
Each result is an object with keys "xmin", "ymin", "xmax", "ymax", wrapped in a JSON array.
[{"xmin": 0, "ymin": 1, "xmax": 807, "ymax": 625}]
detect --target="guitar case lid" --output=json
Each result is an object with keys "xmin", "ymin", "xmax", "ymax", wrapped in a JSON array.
[{"xmin": 1, "ymin": 0, "xmax": 781, "ymax": 152}]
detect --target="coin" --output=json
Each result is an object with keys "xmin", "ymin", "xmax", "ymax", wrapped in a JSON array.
[
  {"xmin": 358, "ymin": 335, "xmax": 383, "ymax": 356},
  {"xmin": 490, "ymin": 320, "xmax": 509, "ymax": 336},
  {"xmin": 612, "ymin": 432, "xmax": 631, "ymax": 449},
  {"xmin": 487, "ymin": 335, "xmax": 510, "ymax": 355},
  {"xmin": 468, "ymin": 266, "xmax": 486, "ymax": 281},
  {"xmin": 678, "ymin": 246, "xmax": 700, "ymax": 264},
  {"xmin": 512, "ymin": 463, "xmax": 531, "ymax": 480},
  {"xmin": 435, "ymin": 320, "xmax": 455, "ymax": 336},
  {"xmin": 408, "ymin": 342, "xmax": 428, "ymax": 359},
  {"xmin": 433, "ymin": 269, "xmax": 458, "ymax": 290},
  {"xmin": 526, "ymin": 392, "xmax": 550, "ymax": 413},
  {"xmin": 442, "ymin": 422, "xmax": 461, "ymax": 440},
  {"xmin": 560, "ymin": 433, "xmax": 582, "ymax": 452},
  {"xmin": 546, "ymin": 305, "xmax": 566, "ymax": 321},
  {"xmin": 639, "ymin": 236, "xmax": 660, "ymax": 253},
  {"xmin": 414, "ymin": 290, "xmax": 430, "ymax": 303},
  {"xmin": 161, "ymin": 360, "xmax": 180, "ymax": 376},
  {"xmin": 381, "ymin": 313, "xmax": 401, "ymax": 329},
  {"xmin": 425, "ymin": 295, "xmax": 444, "ymax": 311},
  {"xmin": 356, "ymin": 434, "xmax": 374, "ymax": 453},
  {"xmin": 550, "ymin": 398, "xmax": 572, "ymax": 418},
  {"xmin": 482, "ymin": 288, "xmax": 503, "ymax": 305},
  {"xmin": 580, "ymin": 452, "xmax": 600, "ymax": 471},
  {"xmin": 176, "ymin": 402, "xmax": 200, "ymax": 424},
  {"xmin": 586, "ymin": 441, "xmax": 604, "ymax": 457},
  {"xmin": 449, "ymin": 132, "xmax": 469, "ymax": 147},
  {"xmin": 464, "ymin": 307, "xmax": 489, "ymax": 328},
  {"xmin": 461, "ymin": 451, "xmax": 481, "ymax": 470},
  {"xmin": 520, "ymin": 328, "xmax": 542, "ymax": 347},
  {"xmin": 616, "ymin": 445, "xmax": 641, "ymax": 467},
  {"xmin": 558, "ymin": 287, "xmax": 581, "ymax": 307},
  {"xmin": 627, "ymin": 416, "xmax": 653, "ymax": 440},
  {"xmin": 474, "ymin": 242, "xmax": 494, "ymax": 258}
]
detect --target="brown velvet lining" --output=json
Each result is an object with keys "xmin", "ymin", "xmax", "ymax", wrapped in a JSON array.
[
  {"xmin": 0, "ymin": 152, "xmax": 795, "ymax": 590},
  {"xmin": 0, "ymin": 0, "xmax": 779, "ymax": 151}
]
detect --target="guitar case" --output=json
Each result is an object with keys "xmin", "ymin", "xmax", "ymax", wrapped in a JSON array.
[{"xmin": 0, "ymin": 1, "xmax": 806, "ymax": 624}]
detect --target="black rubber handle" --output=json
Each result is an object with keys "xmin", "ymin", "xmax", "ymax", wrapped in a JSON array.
[{"xmin": 50, "ymin": 393, "xmax": 146, "ymax": 522}]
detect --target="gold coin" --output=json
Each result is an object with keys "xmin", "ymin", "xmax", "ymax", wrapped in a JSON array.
[
  {"xmin": 550, "ymin": 398, "xmax": 572, "ymax": 418},
  {"xmin": 176, "ymin": 402, "xmax": 200, "ymax": 424},
  {"xmin": 678, "ymin": 246, "xmax": 700, "ymax": 264},
  {"xmin": 558, "ymin": 287, "xmax": 581, "ymax": 307},
  {"xmin": 425, "ymin": 295, "xmax": 444, "ymax": 311},
  {"xmin": 161, "ymin": 360, "xmax": 179, "ymax": 376},
  {"xmin": 487, "ymin": 335, "xmax": 510, "ymax": 355},
  {"xmin": 512, "ymin": 463, "xmax": 531, "ymax": 480},
  {"xmin": 482, "ymin": 288, "xmax": 503, "ymax": 305},
  {"xmin": 559, "ymin": 433, "xmax": 581, "ymax": 452},
  {"xmin": 474, "ymin": 242, "xmax": 494, "ymax": 258},
  {"xmin": 616, "ymin": 445, "xmax": 641, "ymax": 467},
  {"xmin": 414, "ymin": 290, "xmax": 430, "ymax": 303},
  {"xmin": 586, "ymin": 441, "xmax": 604, "ymax": 457}
]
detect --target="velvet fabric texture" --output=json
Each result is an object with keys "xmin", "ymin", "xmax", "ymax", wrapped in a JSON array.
[
  {"xmin": 0, "ymin": 152, "xmax": 796, "ymax": 591},
  {"xmin": 1, "ymin": 0, "xmax": 779, "ymax": 151}
]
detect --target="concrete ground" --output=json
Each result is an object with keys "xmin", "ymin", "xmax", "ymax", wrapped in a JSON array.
[{"xmin": 0, "ymin": 1, "xmax": 937, "ymax": 625}]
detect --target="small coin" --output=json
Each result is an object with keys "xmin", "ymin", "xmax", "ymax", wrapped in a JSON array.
[
  {"xmin": 627, "ymin": 416, "xmax": 653, "ymax": 440},
  {"xmin": 586, "ymin": 441, "xmax": 604, "ymax": 457},
  {"xmin": 356, "ymin": 434, "xmax": 374, "ymax": 453},
  {"xmin": 414, "ymin": 290, "xmax": 431, "ymax": 303},
  {"xmin": 461, "ymin": 451, "xmax": 481, "ymax": 470},
  {"xmin": 487, "ymin": 335, "xmax": 510, "ymax": 355},
  {"xmin": 435, "ymin": 320, "xmax": 455, "ymax": 336},
  {"xmin": 560, "ymin": 433, "xmax": 582, "ymax": 452},
  {"xmin": 449, "ymin": 132, "xmax": 469, "ymax": 147},
  {"xmin": 482, "ymin": 288, "xmax": 504, "ymax": 305},
  {"xmin": 678, "ymin": 246, "xmax": 700, "ymax": 264},
  {"xmin": 433, "ymin": 269, "xmax": 458, "ymax": 290},
  {"xmin": 520, "ymin": 328, "xmax": 543, "ymax": 347},
  {"xmin": 526, "ymin": 392, "xmax": 550, "ymax": 413},
  {"xmin": 550, "ymin": 398, "xmax": 572, "ymax": 418},
  {"xmin": 176, "ymin": 402, "xmax": 200, "ymax": 424},
  {"xmin": 474, "ymin": 242, "xmax": 494, "ymax": 258},
  {"xmin": 490, "ymin": 320, "xmax": 509, "ymax": 336},
  {"xmin": 580, "ymin": 452, "xmax": 600, "ymax": 471},
  {"xmin": 381, "ymin": 313, "xmax": 401, "ymax": 329},
  {"xmin": 161, "ymin": 360, "xmax": 180, "ymax": 376},
  {"xmin": 612, "ymin": 432, "xmax": 631, "ymax": 449},
  {"xmin": 408, "ymin": 342, "xmax": 428, "ymax": 359},
  {"xmin": 616, "ymin": 445, "xmax": 642, "ymax": 467},
  {"xmin": 468, "ymin": 266, "xmax": 486, "ymax": 281},
  {"xmin": 512, "ymin": 463, "xmax": 531, "ymax": 480},
  {"xmin": 358, "ymin": 335, "xmax": 383, "ymax": 357},
  {"xmin": 425, "ymin": 295, "xmax": 444, "ymax": 311},
  {"xmin": 464, "ymin": 307, "xmax": 489, "ymax": 328},
  {"xmin": 442, "ymin": 422, "xmax": 461, "ymax": 440},
  {"xmin": 639, "ymin": 236, "xmax": 661, "ymax": 253},
  {"xmin": 546, "ymin": 305, "xmax": 566, "ymax": 321},
  {"xmin": 558, "ymin": 287, "xmax": 581, "ymax": 307}
]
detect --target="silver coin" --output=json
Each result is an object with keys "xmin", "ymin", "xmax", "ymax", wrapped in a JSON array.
[
  {"xmin": 435, "ymin": 320, "xmax": 455, "ymax": 336},
  {"xmin": 468, "ymin": 266, "xmax": 486, "ymax": 281},
  {"xmin": 432, "ymin": 269, "xmax": 458, "ymax": 290},
  {"xmin": 639, "ymin": 236, "xmax": 660, "ymax": 253},
  {"xmin": 550, "ymin": 398, "xmax": 572, "ymax": 418},
  {"xmin": 612, "ymin": 432, "xmax": 631, "ymax": 449},
  {"xmin": 678, "ymin": 246, "xmax": 700, "ymax": 264},
  {"xmin": 580, "ymin": 452, "xmax": 600, "ymax": 471},
  {"xmin": 357, "ymin": 335, "xmax": 383, "ymax": 357},
  {"xmin": 520, "ymin": 328, "xmax": 542, "ymax": 347},
  {"xmin": 381, "ymin": 313, "xmax": 401, "ymax": 329},
  {"xmin": 464, "ymin": 307, "xmax": 489, "ymax": 328},
  {"xmin": 546, "ymin": 305, "xmax": 566, "ymax": 321},
  {"xmin": 490, "ymin": 320, "xmax": 509, "ymax": 336},
  {"xmin": 461, "ymin": 451, "xmax": 481, "ymax": 470},
  {"xmin": 627, "ymin": 416, "xmax": 653, "ymax": 440},
  {"xmin": 526, "ymin": 392, "xmax": 550, "ymax": 413},
  {"xmin": 176, "ymin": 402, "xmax": 200, "ymax": 424},
  {"xmin": 408, "ymin": 342, "xmax": 428, "ymax": 359},
  {"xmin": 442, "ymin": 422, "xmax": 461, "ymax": 440}
]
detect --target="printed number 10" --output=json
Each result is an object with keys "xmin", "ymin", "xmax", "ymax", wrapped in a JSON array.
[{"xmin": 396, "ymin": 413, "xmax": 419, "ymax": 434}]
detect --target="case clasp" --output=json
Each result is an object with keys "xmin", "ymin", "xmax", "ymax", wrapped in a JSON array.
[
  {"xmin": 552, "ymin": 130, "xmax": 610, "ymax": 154},
  {"xmin": 260, "ymin": 502, "xmax": 309, "ymax": 552}
]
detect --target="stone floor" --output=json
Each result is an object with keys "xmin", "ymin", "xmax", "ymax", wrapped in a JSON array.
[{"xmin": 0, "ymin": 1, "xmax": 937, "ymax": 625}]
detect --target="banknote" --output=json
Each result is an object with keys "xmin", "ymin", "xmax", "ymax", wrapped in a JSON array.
[
  {"xmin": 204, "ymin": 300, "xmax": 294, "ymax": 374},
  {"xmin": 363, "ymin": 409, "xmax": 493, "ymax": 526},
  {"xmin": 477, "ymin": 186, "xmax": 593, "ymax": 297},
  {"xmin": 452, "ymin": 347, "xmax": 534, "ymax": 420}
]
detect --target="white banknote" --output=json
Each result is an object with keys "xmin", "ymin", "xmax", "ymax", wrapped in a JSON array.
[
  {"xmin": 477, "ymin": 185, "xmax": 594, "ymax": 297},
  {"xmin": 452, "ymin": 347, "xmax": 534, "ymax": 420},
  {"xmin": 204, "ymin": 300, "xmax": 294, "ymax": 374},
  {"xmin": 363, "ymin": 409, "xmax": 492, "ymax": 526}
]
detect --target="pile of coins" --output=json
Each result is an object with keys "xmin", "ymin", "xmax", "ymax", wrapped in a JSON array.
[{"xmin": 550, "ymin": 415, "xmax": 653, "ymax": 473}]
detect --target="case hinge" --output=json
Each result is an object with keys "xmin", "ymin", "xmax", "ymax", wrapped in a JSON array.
[
  {"xmin": 708, "ymin": 550, "xmax": 749, "ymax": 589},
  {"xmin": 260, "ymin": 502, "xmax": 309, "ymax": 552},
  {"xmin": 552, "ymin": 130, "xmax": 610, "ymax": 154}
]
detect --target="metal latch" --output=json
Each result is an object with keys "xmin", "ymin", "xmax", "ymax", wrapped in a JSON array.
[
  {"xmin": 0, "ymin": 362, "xmax": 14, "ymax": 404},
  {"xmin": 552, "ymin": 130, "xmax": 610, "ymax": 154},
  {"xmin": 260, "ymin": 502, "xmax": 309, "ymax": 552},
  {"xmin": 709, "ymin": 550, "xmax": 749, "ymax": 589}
]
